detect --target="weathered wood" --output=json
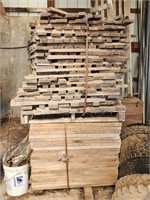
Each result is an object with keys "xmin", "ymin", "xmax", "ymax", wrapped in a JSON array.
[
  {"xmin": 84, "ymin": 187, "xmax": 94, "ymax": 200},
  {"xmin": 90, "ymin": 3, "xmax": 108, "ymax": 14},
  {"xmin": 47, "ymin": 0, "xmax": 55, "ymax": 8},
  {"xmin": 46, "ymin": 7, "xmax": 68, "ymax": 16},
  {"xmin": 5, "ymin": 7, "xmax": 45, "ymax": 13},
  {"xmin": 29, "ymin": 121, "xmax": 122, "ymax": 190},
  {"xmin": 122, "ymin": 97, "xmax": 143, "ymax": 126},
  {"xmin": 130, "ymin": 8, "xmax": 140, "ymax": 14},
  {"xmin": 4, "ymin": 136, "xmax": 31, "ymax": 167},
  {"xmin": 10, "ymin": 8, "xmax": 132, "ymax": 191},
  {"xmin": 29, "ymin": 116, "xmax": 119, "ymax": 124},
  {"xmin": 0, "ymin": 1, "xmax": 6, "ymax": 16},
  {"xmin": 124, "ymin": 0, "xmax": 132, "ymax": 97}
]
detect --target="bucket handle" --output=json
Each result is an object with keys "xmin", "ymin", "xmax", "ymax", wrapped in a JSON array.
[{"xmin": 4, "ymin": 172, "xmax": 20, "ymax": 182}]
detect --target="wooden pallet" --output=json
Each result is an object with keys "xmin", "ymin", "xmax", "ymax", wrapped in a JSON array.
[{"xmin": 29, "ymin": 118, "xmax": 122, "ymax": 190}]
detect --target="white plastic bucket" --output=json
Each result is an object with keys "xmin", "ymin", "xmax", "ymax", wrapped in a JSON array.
[{"xmin": 3, "ymin": 163, "xmax": 29, "ymax": 196}]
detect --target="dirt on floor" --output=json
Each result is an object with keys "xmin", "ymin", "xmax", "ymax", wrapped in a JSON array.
[
  {"xmin": 0, "ymin": 118, "xmax": 114, "ymax": 200},
  {"xmin": 1, "ymin": 186, "xmax": 114, "ymax": 200}
]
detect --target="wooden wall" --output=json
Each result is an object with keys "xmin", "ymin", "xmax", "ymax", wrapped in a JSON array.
[{"xmin": 91, "ymin": 0, "xmax": 130, "ymax": 17}]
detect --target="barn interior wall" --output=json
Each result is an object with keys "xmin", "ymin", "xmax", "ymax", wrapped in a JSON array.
[
  {"xmin": 0, "ymin": 16, "xmax": 38, "ymax": 118},
  {"xmin": 1, "ymin": 0, "xmax": 47, "ymax": 16},
  {"xmin": 0, "ymin": 0, "xmax": 139, "ymax": 118}
]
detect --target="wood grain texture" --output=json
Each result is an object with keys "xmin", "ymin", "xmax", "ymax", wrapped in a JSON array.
[
  {"xmin": 84, "ymin": 187, "xmax": 94, "ymax": 200},
  {"xmin": 29, "ymin": 121, "xmax": 122, "ymax": 190},
  {"xmin": 122, "ymin": 97, "xmax": 143, "ymax": 126},
  {"xmin": 0, "ymin": 2, "xmax": 6, "ymax": 16},
  {"xmin": 11, "ymin": 7, "xmax": 131, "ymax": 124},
  {"xmin": 10, "ymin": 7, "xmax": 131, "ymax": 189}
]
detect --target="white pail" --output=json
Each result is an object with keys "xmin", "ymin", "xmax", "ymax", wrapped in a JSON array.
[{"xmin": 3, "ymin": 163, "xmax": 29, "ymax": 196}]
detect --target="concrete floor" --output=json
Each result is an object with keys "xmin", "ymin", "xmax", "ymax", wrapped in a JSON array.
[{"xmin": 1, "ymin": 183, "xmax": 114, "ymax": 200}]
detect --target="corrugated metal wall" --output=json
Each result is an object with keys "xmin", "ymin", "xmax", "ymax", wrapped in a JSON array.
[
  {"xmin": 130, "ymin": 0, "xmax": 139, "ymax": 78},
  {"xmin": 55, "ymin": 0, "xmax": 91, "ymax": 8},
  {"xmin": 1, "ymin": 0, "xmax": 91, "ymax": 15},
  {"xmin": 138, "ymin": 0, "xmax": 150, "ymax": 124},
  {"xmin": 1, "ymin": 0, "xmax": 47, "ymax": 16}
]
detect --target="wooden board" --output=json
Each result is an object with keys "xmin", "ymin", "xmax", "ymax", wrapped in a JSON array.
[
  {"xmin": 122, "ymin": 97, "xmax": 143, "ymax": 126},
  {"xmin": 29, "ymin": 121, "xmax": 122, "ymax": 190},
  {"xmin": 84, "ymin": 187, "xmax": 94, "ymax": 200}
]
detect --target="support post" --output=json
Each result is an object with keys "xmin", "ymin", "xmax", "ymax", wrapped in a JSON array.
[{"xmin": 0, "ymin": 1, "xmax": 6, "ymax": 16}]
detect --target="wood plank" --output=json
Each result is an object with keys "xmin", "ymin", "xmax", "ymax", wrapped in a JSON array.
[
  {"xmin": 122, "ymin": 97, "xmax": 143, "ymax": 126},
  {"xmin": 61, "ymin": 8, "xmax": 90, "ymax": 13},
  {"xmin": 84, "ymin": 187, "xmax": 94, "ymax": 200},
  {"xmin": 0, "ymin": 1, "xmax": 6, "ymax": 16},
  {"xmin": 31, "ymin": 149, "xmax": 120, "ymax": 160},
  {"xmin": 29, "ymin": 120, "xmax": 121, "ymax": 189},
  {"xmin": 130, "ymin": 8, "xmax": 140, "ymax": 14},
  {"xmin": 119, "ymin": 0, "xmax": 122, "ymax": 15},
  {"xmin": 124, "ymin": 0, "xmax": 132, "ymax": 97},
  {"xmin": 45, "ymin": 7, "xmax": 68, "ymax": 15},
  {"xmin": 29, "ymin": 117, "xmax": 119, "ymax": 124},
  {"xmin": 47, "ymin": 0, "xmax": 55, "ymax": 7},
  {"xmin": 22, "ymin": 106, "xmax": 123, "ymax": 115},
  {"xmin": 31, "ymin": 177, "xmax": 116, "ymax": 190},
  {"xmin": 5, "ymin": 7, "xmax": 45, "ymax": 13},
  {"xmin": 113, "ymin": 0, "xmax": 117, "ymax": 17}
]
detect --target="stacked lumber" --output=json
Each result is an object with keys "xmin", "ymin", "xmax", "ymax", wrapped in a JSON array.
[
  {"xmin": 29, "ymin": 118, "xmax": 122, "ymax": 190},
  {"xmin": 11, "ymin": 7, "xmax": 132, "ymax": 123},
  {"xmin": 10, "ymin": 7, "xmax": 133, "ymax": 190}
]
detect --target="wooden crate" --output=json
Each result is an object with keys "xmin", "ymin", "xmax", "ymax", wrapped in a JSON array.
[
  {"xmin": 29, "ymin": 117, "xmax": 122, "ymax": 190},
  {"xmin": 122, "ymin": 97, "xmax": 143, "ymax": 126}
]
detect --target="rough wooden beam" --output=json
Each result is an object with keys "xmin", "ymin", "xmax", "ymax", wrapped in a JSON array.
[
  {"xmin": 119, "ymin": 0, "xmax": 122, "ymax": 15},
  {"xmin": 47, "ymin": 0, "xmax": 55, "ymax": 7},
  {"xmin": 124, "ymin": 0, "xmax": 130, "ymax": 16},
  {"xmin": 61, "ymin": 8, "xmax": 90, "ymax": 13},
  {"xmin": 113, "ymin": 0, "xmax": 117, "ymax": 17},
  {"xmin": 46, "ymin": 7, "xmax": 68, "ymax": 15},
  {"xmin": 91, "ymin": 0, "xmax": 95, "ymax": 7},
  {"xmin": 0, "ymin": 1, "xmax": 6, "ymax": 16},
  {"xmin": 104, "ymin": 0, "xmax": 107, "ymax": 18},
  {"xmin": 4, "ymin": 7, "xmax": 90, "ymax": 13},
  {"xmin": 116, "ymin": 0, "xmax": 119, "ymax": 16},
  {"xmin": 90, "ymin": 3, "xmax": 108, "ymax": 14},
  {"xmin": 5, "ymin": 7, "xmax": 45, "ymax": 13},
  {"xmin": 124, "ymin": 0, "xmax": 133, "ymax": 98},
  {"xmin": 130, "ymin": 8, "xmax": 141, "ymax": 14},
  {"xmin": 122, "ymin": 0, "xmax": 124, "ymax": 16}
]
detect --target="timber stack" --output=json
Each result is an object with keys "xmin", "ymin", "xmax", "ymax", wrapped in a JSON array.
[{"xmin": 11, "ymin": 7, "xmax": 132, "ymax": 190}]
